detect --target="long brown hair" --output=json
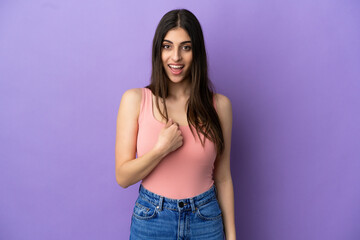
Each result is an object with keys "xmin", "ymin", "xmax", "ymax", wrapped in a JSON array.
[{"xmin": 146, "ymin": 9, "xmax": 224, "ymax": 156}]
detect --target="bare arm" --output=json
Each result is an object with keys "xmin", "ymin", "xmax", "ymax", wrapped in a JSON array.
[
  {"xmin": 115, "ymin": 88, "xmax": 183, "ymax": 188},
  {"xmin": 213, "ymin": 94, "xmax": 236, "ymax": 240}
]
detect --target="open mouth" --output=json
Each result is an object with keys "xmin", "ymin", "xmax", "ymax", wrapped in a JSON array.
[{"xmin": 168, "ymin": 64, "xmax": 184, "ymax": 75}]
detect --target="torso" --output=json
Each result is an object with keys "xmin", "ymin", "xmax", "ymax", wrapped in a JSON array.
[
  {"xmin": 151, "ymin": 93, "xmax": 190, "ymax": 126},
  {"xmin": 131, "ymin": 87, "xmax": 220, "ymax": 125},
  {"xmin": 136, "ymin": 87, "xmax": 218, "ymax": 199}
]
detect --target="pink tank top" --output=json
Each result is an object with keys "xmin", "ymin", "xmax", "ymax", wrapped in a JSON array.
[{"xmin": 137, "ymin": 87, "xmax": 217, "ymax": 199}]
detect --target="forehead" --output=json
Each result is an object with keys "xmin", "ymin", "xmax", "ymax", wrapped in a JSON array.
[{"xmin": 163, "ymin": 27, "xmax": 191, "ymax": 43}]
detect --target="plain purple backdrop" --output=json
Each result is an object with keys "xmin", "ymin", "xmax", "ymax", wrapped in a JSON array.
[{"xmin": 1, "ymin": 0, "xmax": 359, "ymax": 239}]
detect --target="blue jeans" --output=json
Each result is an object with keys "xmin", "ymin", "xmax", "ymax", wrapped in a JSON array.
[{"xmin": 130, "ymin": 184, "xmax": 224, "ymax": 240}]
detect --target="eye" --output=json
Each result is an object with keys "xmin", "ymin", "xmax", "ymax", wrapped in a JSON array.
[
  {"xmin": 162, "ymin": 44, "xmax": 170, "ymax": 49},
  {"xmin": 182, "ymin": 45, "xmax": 192, "ymax": 51}
]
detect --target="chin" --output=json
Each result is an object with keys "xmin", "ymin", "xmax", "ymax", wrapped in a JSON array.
[
  {"xmin": 167, "ymin": 73, "xmax": 190, "ymax": 83},
  {"xmin": 168, "ymin": 76, "xmax": 187, "ymax": 84}
]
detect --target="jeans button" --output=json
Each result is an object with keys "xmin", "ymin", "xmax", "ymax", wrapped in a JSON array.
[{"xmin": 178, "ymin": 202, "xmax": 184, "ymax": 208}]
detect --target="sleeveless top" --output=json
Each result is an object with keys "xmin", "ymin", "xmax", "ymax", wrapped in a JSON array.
[{"xmin": 137, "ymin": 87, "xmax": 218, "ymax": 199}]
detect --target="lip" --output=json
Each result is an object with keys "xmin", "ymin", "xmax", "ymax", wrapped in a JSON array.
[
  {"xmin": 168, "ymin": 63, "xmax": 184, "ymax": 66},
  {"xmin": 168, "ymin": 64, "xmax": 184, "ymax": 75}
]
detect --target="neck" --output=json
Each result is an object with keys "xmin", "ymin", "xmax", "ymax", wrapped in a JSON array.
[{"xmin": 167, "ymin": 78, "xmax": 191, "ymax": 100}]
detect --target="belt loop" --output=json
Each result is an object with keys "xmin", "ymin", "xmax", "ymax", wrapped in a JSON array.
[
  {"xmin": 190, "ymin": 198, "xmax": 196, "ymax": 213},
  {"xmin": 157, "ymin": 196, "xmax": 164, "ymax": 211}
]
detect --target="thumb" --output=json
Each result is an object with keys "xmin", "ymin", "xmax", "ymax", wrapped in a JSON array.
[{"xmin": 165, "ymin": 118, "xmax": 173, "ymax": 128}]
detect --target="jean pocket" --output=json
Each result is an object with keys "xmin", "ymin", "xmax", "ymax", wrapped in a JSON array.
[
  {"xmin": 132, "ymin": 197, "xmax": 157, "ymax": 220},
  {"xmin": 196, "ymin": 198, "xmax": 223, "ymax": 221}
]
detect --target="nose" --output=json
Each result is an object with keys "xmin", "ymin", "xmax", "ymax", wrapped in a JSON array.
[{"xmin": 171, "ymin": 48, "xmax": 182, "ymax": 62}]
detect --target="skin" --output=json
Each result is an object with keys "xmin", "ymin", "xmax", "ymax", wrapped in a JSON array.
[{"xmin": 115, "ymin": 27, "xmax": 236, "ymax": 239}]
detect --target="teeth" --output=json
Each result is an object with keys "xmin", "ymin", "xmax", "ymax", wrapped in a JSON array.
[{"xmin": 169, "ymin": 65, "xmax": 184, "ymax": 69}]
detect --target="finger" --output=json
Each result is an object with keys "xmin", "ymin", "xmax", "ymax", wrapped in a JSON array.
[{"xmin": 165, "ymin": 118, "xmax": 173, "ymax": 128}]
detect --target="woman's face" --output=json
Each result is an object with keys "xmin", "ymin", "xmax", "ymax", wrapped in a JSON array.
[{"xmin": 161, "ymin": 27, "xmax": 193, "ymax": 84}]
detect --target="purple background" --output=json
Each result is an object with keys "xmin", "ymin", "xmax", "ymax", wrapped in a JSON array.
[{"xmin": 1, "ymin": 0, "xmax": 359, "ymax": 239}]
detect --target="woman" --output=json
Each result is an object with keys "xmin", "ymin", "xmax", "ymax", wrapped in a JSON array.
[{"xmin": 115, "ymin": 9, "xmax": 236, "ymax": 240}]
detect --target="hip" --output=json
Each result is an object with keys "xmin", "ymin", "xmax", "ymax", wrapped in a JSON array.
[{"xmin": 130, "ymin": 184, "xmax": 224, "ymax": 239}]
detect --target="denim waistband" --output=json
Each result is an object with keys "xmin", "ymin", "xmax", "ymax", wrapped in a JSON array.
[{"xmin": 138, "ymin": 184, "xmax": 217, "ymax": 212}]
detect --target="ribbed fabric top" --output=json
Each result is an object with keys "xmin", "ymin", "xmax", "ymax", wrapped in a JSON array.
[{"xmin": 137, "ymin": 87, "xmax": 217, "ymax": 199}]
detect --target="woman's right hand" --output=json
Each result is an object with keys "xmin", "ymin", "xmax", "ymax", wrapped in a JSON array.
[{"xmin": 154, "ymin": 118, "xmax": 183, "ymax": 155}]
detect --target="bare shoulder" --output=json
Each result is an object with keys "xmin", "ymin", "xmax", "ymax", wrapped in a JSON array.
[
  {"xmin": 214, "ymin": 93, "xmax": 232, "ymax": 114},
  {"xmin": 120, "ymin": 88, "xmax": 143, "ymax": 108},
  {"xmin": 118, "ymin": 88, "xmax": 143, "ymax": 120},
  {"xmin": 213, "ymin": 93, "xmax": 233, "ymax": 128},
  {"xmin": 115, "ymin": 88, "xmax": 143, "ymax": 171},
  {"xmin": 121, "ymin": 88, "xmax": 142, "ymax": 103}
]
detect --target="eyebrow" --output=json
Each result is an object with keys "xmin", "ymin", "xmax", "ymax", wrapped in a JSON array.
[{"xmin": 163, "ymin": 39, "xmax": 192, "ymax": 44}]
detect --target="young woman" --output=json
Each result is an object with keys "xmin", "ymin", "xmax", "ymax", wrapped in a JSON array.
[{"xmin": 115, "ymin": 9, "xmax": 236, "ymax": 240}]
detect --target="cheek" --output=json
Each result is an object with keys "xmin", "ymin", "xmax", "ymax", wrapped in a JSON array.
[
  {"xmin": 161, "ymin": 50, "xmax": 170, "ymax": 60},
  {"xmin": 186, "ymin": 54, "xmax": 193, "ymax": 65},
  {"xmin": 161, "ymin": 52, "xmax": 166, "ymax": 63},
  {"xmin": 186, "ymin": 57, "xmax": 193, "ymax": 68},
  {"xmin": 161, "ymin": 57, "xmax": 167, "ymax": 68}
]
